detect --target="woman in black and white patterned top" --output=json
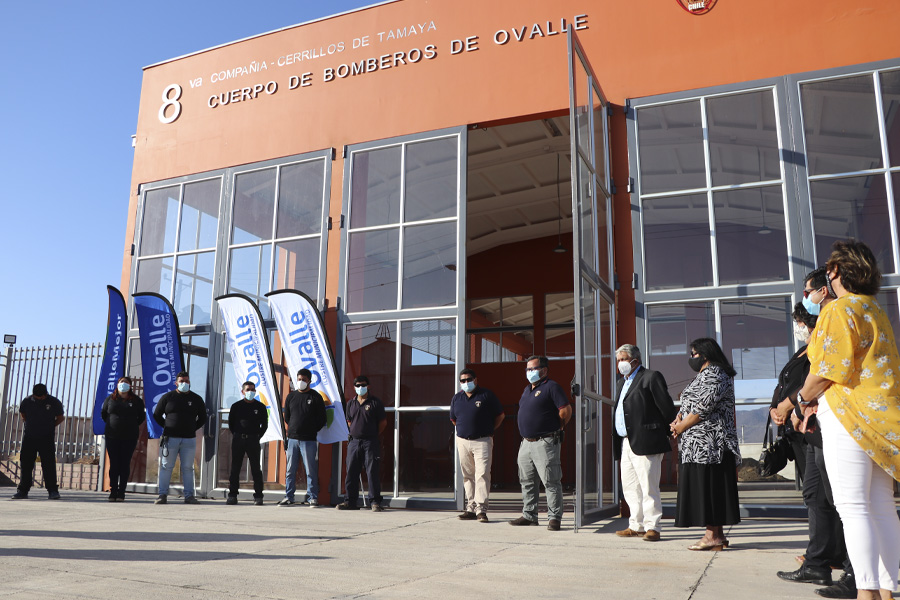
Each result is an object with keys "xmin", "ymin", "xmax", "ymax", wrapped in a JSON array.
[{"xmin": 670, "ymin": 337, "xmax": 741, "ymax": 551}]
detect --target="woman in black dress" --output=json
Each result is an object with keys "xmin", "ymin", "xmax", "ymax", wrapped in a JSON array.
[
  {"xmin": 101, "ymin": 376, "xmax": 146, "ymax": 502},
  {"xmin": 670, "ymin": 337, "xmax": 741, "ymax": 550}
]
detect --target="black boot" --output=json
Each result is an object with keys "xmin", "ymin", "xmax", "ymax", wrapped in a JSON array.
[{"xmin": 814, "ymin": 572, "xmax": 856, "ymax": 599}]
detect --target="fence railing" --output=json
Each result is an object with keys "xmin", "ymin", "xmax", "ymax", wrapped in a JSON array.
[{"xmin": 0, "ymin": 343, "xmax": 105, "ymax": 464}]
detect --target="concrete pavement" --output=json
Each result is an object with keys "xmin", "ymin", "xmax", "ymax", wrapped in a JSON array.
[{"xmin": 0, "ymin": 490, "xmax": 844, "ymax": 599}]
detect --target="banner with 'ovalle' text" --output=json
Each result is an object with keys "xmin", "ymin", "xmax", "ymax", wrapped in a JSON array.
[{"xmin": 92, "ymin": 286, "xmax": 128, "ymax": 435}]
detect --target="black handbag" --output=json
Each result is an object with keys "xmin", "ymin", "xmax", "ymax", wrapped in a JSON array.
[{"xmin": 757, "ymin": 412, "xmax": 794, "ymax": 477}]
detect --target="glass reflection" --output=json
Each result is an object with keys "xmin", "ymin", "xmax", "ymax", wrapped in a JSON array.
[
  {"xmin": 140, "ymin": 186, "xmax": 179, "ymax": 256},
  {"xmin": 643, "ymin": 193, "xmax": 713, "ymax": 289},
  {"xmin": 401, "ymin": 222, "xmax": 456, "ymax": 309},
  {"xmin": 574, "ymin": 64, "xmax": 591, "ymax": 160},
  {"xmin": 228, "ymin": 244, "xmax": 272, "ymax": 316},
  {"xmin": 637, "ymin": 101, "xmax": 706, "ymax": 194},
  {"xmin": 232, "ymin": 168, "xmax": 276, "ymax": 245},
  {"xmin": 135, "ymin": 256, "xmax": 173, "ymax": 297},
  {"xmin": 347, "ymin": 229, "xmax": 399, "ymax": 312},
  {"xmin": 801, "ymin": 74, "xmax": 883, "ymax": 175},
  {"xmin": 277, "ymin": 160, "xmax": 324, "ymax": 239},
  {"xmin": 399, "ymin": 320, "xmax": 454, "ymax": 407},
  {"xmin": 707, "ymin": 90, "xmax": 781, "ymax": 186},
  {"xmin": 398, "ymin": 412, "xmax": 454, "ymax": 495},
  {"xmin": 713, "ymin": 186, "xmax": 789, "ymax": 284},
  {"xmin": 720, "ymin": 298, "xmax": 791, "ymax": 398},
  {"xmin": 179, "ymin": 179, "xmax": 220, "ymax": 251},
  {"xmin": 881, "ymin": 69, "xmax": 900, "ymax": 167},
  {"xmin": 468, "ymin": 331, "xmax": 534, "ymax": 363},
  {"xmin": 273, "ymin": 238, "xmax": 319, "ymax": 299},
  {"xmin": 343, "ymin": 322, "xmax": 397, "ymax": 409},
  {"xmin": 810, "ymin": 174, "xmax": 893, "ymax": 272},
  {"xmin": 580, "ymin": 280, "xmax": 598, "ymax": 395},
  {"xmin": 647, "ymin": 302, "xmax": 716, "ymax": 400},
  {"xmin": 404, "ymin": 137, "xmax": 458, "ymax": 222},
  {"xmin": 173, "ymin": 252, "xmax": 214, "ymax": 325},
  {"xmin": 578, "ymin": 157, "xmax": 597, "ymax": 273},
  {"xmin": 350, "ymin": 146, "xmax": 402, "ymax": 228}
]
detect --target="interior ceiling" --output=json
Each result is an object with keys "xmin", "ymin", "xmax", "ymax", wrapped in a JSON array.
[{"xmin": 467, "ymin": 117, "xmax": 573, "ymax": 256}]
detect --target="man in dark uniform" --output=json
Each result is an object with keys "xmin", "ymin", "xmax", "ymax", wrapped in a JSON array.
[
  {"xmin": 153, "ymin": 371, "xmax": 208, "ymax": 504},
  {"xmin": 612, "ymin": 344, "xmax": 676, "ymax": 542},
  {"xmin": 337, "ymin": 375, "xmax": 387, "ymax": 512},
  {"xmin": 12, "ymin": 383, "xmax": 65, "ymax": 500},
  {"xmin": 278, "ymin": 368, "xmax": 326, "ymax": 506},
  {"xmin": 227, "ymin": 381, "xmax": 269, "ymax": 506},
  {"xmin": 450, "ymin": 368, "xmax": 504, "ymax": 523},
  {"xmin": 509, "ymin": 355, "xmax": 571, "ymax": 531}
]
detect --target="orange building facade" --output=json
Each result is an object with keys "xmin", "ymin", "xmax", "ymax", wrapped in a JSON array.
[{"xmin": 124, "ymin": 0, "xmax": 900, "ymax": 524}]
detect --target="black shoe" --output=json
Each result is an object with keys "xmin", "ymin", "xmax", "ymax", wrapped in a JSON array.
[
  {"xmin": 254, "ymin": 497, "xmax": 263, "ymax": 506},
  {"xmin": 336, "ymin": 501, "xmax": 359, "ymax": 510},
  {"xmin": 48, "ymin": 491, "xmax": 61, "ymax": 500},
  {"xmin": 777, "ymin": 565, "xmax": 832, "ymax": 586},
  {"xmin": 11, "ymin": 491, "xmax": 28, "ymax": 500},
  {"xmin": 547, "ymin": 519, "xmax": 561, "ymax": 531},
  {"xmin": 508, "ymin": 516, "xmax": 538, "ymax": 526},
  {"xmin": 815, "ymin": 573, "xmax": 857, "ymax": 599},
  {"xmin": 458, "ymin": 511, "xmax": 477, "ymax": 520},
  {"xmin": 154, "ymin": 495, "xmax": 167, "ymax": 505},
  {"xmin": 108, "ymin": 495, "xmax": 117, "ymax": 502},
  {"xmin": 476, "ymin": 513, "xmax": 489, "ymax": 523},
  {"xmin": 226, "ymin": 496, "xmax": 238, "ymax": 505},
  {"xmin": 184, "ymin": 496, "xmax": 199, "ymax": 504}
]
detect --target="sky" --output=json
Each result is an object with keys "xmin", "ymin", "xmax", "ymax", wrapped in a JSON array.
[{"xmin": 0, "ymin": 0, "xmax": 376, "ymax": 348}]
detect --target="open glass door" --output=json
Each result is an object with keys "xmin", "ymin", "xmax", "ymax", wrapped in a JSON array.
[{"xmin": 568, "ymin": 29, "xmax": 618, "ymax": 528}]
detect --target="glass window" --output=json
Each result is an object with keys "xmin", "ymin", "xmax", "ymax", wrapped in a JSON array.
[
  {"xmin": 350, "ymin": 147, "xmax": 402, "ymax": 228},
  {"xmin": 714, "ymin": 186, "xmax": 790, "ymax": 284},
  {"xmin": 135, "ymin": 256, "xmax": 173, "ymax": 296},
  {"xmin": 347, "ymin": 229, "xmax": 399, "ymax": 313},
  {"xmin": 574, "ymin": 64, "xmax": 591, "ymax": 160},
  {"xmin": 707, "ymin": 90, "xmax": 781, "ymax": 186},
  {"xmin": 401, "ymin": 222, "xmax": 456, "ymax": 309},
  {"xmin": 578, "ymin": 156, "xmax": 596, "ymax": 272},
  {"xmin": 546, "ymin": 292, "xmax": 575, "ymax": 360},
  {"xmin": 399, "ymin": 320, "xmax": 454, "ymax": 407},
  {"xmin": 637, "ymin": 101, "xmax": 706, "ymax": 194},
  {"xmin": 593, "ymin": 83, "xmax": 608, "ymax": 195},
  {"xmin": 467, "ymin": 296, "xmax": 535, "ymax": 363},
  {"xmin": 643, "ymin": 193, "xmax": 714, "ymax": 290},
  {"xmin": 810, "ymin": 174, "xmax": 894, "ymax": 272},
  {"xmin": 881, "ymin": 69, "xmax": 900, "ymax": 167},
  {"xmin": 801, "ymin": 74, "xmax": 883, "ymax": 175},
  {"xmin": 404, "ymin": 138, "xmax": 457, "ymax": 222},
  {"xmin": 140, "ymin": 186, "xmax": 179, "ymax": 256},
  {"xmin": 646, "ymin": 302, "xmax": 716, "ymax": 400},
  {"xmin": 228, "ymin": 244, "xmax": 272, "ymax": 315},
  {"xmin": 232, "ymin": 168, "xmax": 276, "ymax": 245},
  {"xmin": 173, "ymin": 252, "xmax": 214, "ymax": 325},
  {"xmin": 398, "ymin": 411, "xmax": 453, "ymax": 495},
  {"xmin": 273, "ymin": 238, "xmax": 320, "ymax": 299},
  {"xmin": 580, "ymin": 281, "xmax": 598, "ymax": 396},
  {"xmin": 721, "ymin": 298, "xmax": 791, "ymax": 400},
  {"xmin": 179, "ymin": 179, "xmax": 220, "ymax": 251},
  {"xmin": 276, "ymin": 161, "xmax": 324, "ymax": 239},
  {"xmin": 343, "ymin": 322, "xmax": 397, "ymax": 408}
]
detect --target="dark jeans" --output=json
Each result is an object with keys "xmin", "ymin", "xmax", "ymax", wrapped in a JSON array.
[
  {"xmin": 18, "ymin": 435, "xmax": 58, "ymax": 494},
  {"xmin": 229, "ymin": 435, "xmax": 263, "ymax": 498},
  {"xmin": 345, "ymin": 437, "xmax": 382, "ymax": 506},
  {"xmin": 106, "ymin": 437, "xmax": 138, "ymax": 497},
  {"xmin": 803, "ymin": 443, "xmax": 851, "ymax": 572}
]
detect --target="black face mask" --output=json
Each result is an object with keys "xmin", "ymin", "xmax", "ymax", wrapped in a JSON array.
[{"xmin": 688, "ymin": 356, "xmax": 705, "ymax": 372}]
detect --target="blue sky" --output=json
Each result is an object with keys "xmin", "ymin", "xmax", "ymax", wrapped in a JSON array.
[{"xmin": 0, "ymin": 0, "xmax": 375, "ymax": 348}]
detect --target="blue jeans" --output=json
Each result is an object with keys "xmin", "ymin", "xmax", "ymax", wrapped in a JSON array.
[
  {"xmin": 285, "ymin": 439, "xmax": 319, "ymax": 501},
  {"xmin": 158, "ymin": 436, "xmax": 197, "ymax": 498}
]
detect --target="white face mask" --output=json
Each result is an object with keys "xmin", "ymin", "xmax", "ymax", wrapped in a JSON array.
[
  {"xmin": 461, "ymin": 381, "xmax": 475, "ymax": 393},
  {"xmin": 297, "ymin": 380, "xmax": 309, "ymax": 391},
  {"xmin": 526, "ymin": 368, "xmax": 541, "ymax": 384},
  {"xmin": 177, "ymin": 382, "xmax": 190, "ymax": 393},
  {"xmin": 355, "ymin": 385, "xmax": 367, "ymax": 396},
  {"xmin": 617, "ymin": 360, "xmax": 634, "ymax": 376},
  {"xmin": 243, "ymin": 390, "xmax": 256, "ymax": 401},
  {"xmin": 117, "ymin": 382, "xmax": 131, "ymax": 394},
  {"xmin": 793, "ymin": 321, "xmax": 811, "ymax": 344}
]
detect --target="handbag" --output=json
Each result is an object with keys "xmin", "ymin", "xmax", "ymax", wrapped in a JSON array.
[{"xmin": 757, "ymin": 412, "xmax": 794, "ymax": 477}]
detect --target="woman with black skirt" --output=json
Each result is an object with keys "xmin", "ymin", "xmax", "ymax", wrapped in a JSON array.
[
  {"xmin": 670, "ymin": 337, "xmax": 741, "ymax": 550},
  {"xmin": 101, "ymin": 376, "xmax": 146, "ymax": 502}
]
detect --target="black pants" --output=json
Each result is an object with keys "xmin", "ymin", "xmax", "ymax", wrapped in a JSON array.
[
  {"xmin": 106, "ymin": 437, "xmax": 138, "ymax": 497},
  {"xmin": 803, "ymin": 443, "xmax": 851, "ymax": 572},
  {"xmin": 229, "ymin": 436, "xmax": 263, "ymax": 498},
  {"xmin": 789, "ymin": 436, "xmax": 808, "ymax": 485},
  {"xmin": 18, "ymin": 435, "xmax": 57, "ymax": 494},
  {"xmin": 345, "ymin": 437, "xmax": 382, "ymax": 506}
]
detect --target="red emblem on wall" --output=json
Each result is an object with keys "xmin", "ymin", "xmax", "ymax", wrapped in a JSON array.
[{"xmin": 676, "ymin": 0, "xmax": 718, "ymax": 15}]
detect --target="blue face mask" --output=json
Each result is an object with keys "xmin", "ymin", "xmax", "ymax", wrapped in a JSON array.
[
  {"xmin": 117, "ymin": 382, "xmax": 131, "ymax": 393},
  {"xmin": 177, "ymin": 382, "xmax": 190, "ymax": 393},
  {"xmin": 243, "ymin": 390, "xmax": 256, "ymax": 401},
  {"xmin": 355, "ymin": 385, "xmax": 368, "ymax": 397},
  {"xmin": 526, "ymin": 368, "xmax": 542, "ymax": 384},
  {"xmin": 801, "ymin": 295, "xmax": 821, "ymax": 316},
  {"xmin": 461, "ymin": 381, "xmax": 475, "ymax": 393}
]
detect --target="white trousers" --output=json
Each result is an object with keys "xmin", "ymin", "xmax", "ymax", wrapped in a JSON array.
[
  {"xmin": 819, "ymin": 397, "xmax": 900, "ymax": 592},
  {"xmin": 621, "ymin": 437, "xmax": 664, "ymax": 533},
  {"xmin": 457, "ymin": 436, "xmax": 494, "ymax": 514}
]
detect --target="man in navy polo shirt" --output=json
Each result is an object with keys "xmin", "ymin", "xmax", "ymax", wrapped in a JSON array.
[
  {"xmin": 337, "ymin": 375, "xmax": 387, "ymax": 512},
  {"xmin": 450, "ymin": 368, "xmax": 505, "ymax": 523},
  {"xmin": 509, "ymin": 355, "xmax": 571, "ymax": 531},
  {"xmin": 12, "ymin": 383, "xmax": 65, "ymax": 500}
]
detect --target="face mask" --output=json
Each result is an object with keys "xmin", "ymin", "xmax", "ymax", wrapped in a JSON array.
[
  {"xmin": 688, "ymin": 356, "xmax": 705, "ymax": 372},
  {"xmin": 117, "ymin": 382, "xmax": 131, "ymax": 394},
  {"xmin": 825, "ymin": 273, "xmax": 837, "ymax": 298},
  {"xmin": 297, "ymin": 380, "xmax": 309, "ymax": 391},
  {"xmin": 801, "ymin": 294, "xmax": 821, "ymax": 316},
  {"xmin": 617, "ymin": 360, "xmax": 633, "ymax": 376},
  {"xmin": 461, "ymin": 381, "xmax": 475, "ymax": 393},
  {"xmin": 355, "ymin": 385, "xmax": 367, "ymax": 396},
  {"xmin": 526, "ymin": 368, "xmax": 542, "ymax": 383},
  {"xmin": 793, "ymin": 321, "xmax": 811, "ymax": 344},
  {"xmin": 177, "ymin": 382, "xmax": 190, "ymax": 393},
  {"xmin": 243, "ymin": 390, "xmax": 256, "ymax": 400}
]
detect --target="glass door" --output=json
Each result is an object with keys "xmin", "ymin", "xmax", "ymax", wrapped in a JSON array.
[{"xmin": 568, "ymin": 29, "xmax": 618, "ymax": 528}]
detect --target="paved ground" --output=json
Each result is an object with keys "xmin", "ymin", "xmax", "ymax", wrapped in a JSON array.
[{"xmin": 0, "ymin": 490, "xmax": 864, "ymax": 599}]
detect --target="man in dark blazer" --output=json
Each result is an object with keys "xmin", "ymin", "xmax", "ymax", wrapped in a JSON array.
[{"xmin": 613, "ymin": 344, "xmax": 676, "ymax": 542}]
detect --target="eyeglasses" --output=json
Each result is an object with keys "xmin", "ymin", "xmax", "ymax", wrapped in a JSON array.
[
  {"xmin": 803, "ymin": 287, "xmax": 819, "ymax": 298},
  {"xmin": 459, "ymin": 377, "xmax": 475, "ymax": 383}
]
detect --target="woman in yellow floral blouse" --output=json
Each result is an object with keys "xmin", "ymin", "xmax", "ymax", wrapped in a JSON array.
[{"xmin": 799, "ymin": 240, "xmax": 900, "ymax": 600}]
